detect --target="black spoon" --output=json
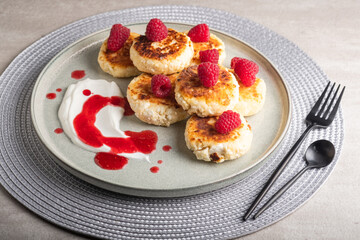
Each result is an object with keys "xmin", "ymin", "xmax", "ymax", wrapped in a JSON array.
[{"xmin": 253, "ymin": 140, "xmax": 335, "ymax": 219}]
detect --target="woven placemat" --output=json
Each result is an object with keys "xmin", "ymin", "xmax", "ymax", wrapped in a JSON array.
[{"xmin": 0, "ymin": 5, "xmax": 343, "ymax": 239}]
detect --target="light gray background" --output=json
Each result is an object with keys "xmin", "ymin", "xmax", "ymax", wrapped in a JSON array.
[{"xmin": 0, "ymin": 0, "xmax": 359, "ymax": 239}]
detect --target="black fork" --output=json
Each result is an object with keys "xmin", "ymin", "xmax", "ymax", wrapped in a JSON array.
[
  {"xmin": 243, "ymin": 81, "xmax": 345, "ymax": 221},
  {"xmin": 306, "ymin": 82, "xmax": 345, "ymax": 127}
]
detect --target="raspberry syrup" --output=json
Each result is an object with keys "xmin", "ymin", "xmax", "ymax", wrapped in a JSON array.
[
  {"xmin": 72, "ymin": 94, "xmax": 158, "ymax": 169},
  {"xmin": 95, "ymin": 152, "xmax": 128, "ymax": 170},
  {"xmin": 150, "ymin": 166, "xmax": 159, "ymax": 173},
  {"xmin": 54, "ymin": 128, "xmax": 63, "ymax": 134},
  {"xmin": 82, "ymin": 89, "xmax": 91, "ymax": 96},
  {"xmin": 46, "ymin": 93, "xmax": 56, "ymax": 99},
  {"xmin": 162, "ymin": 145, "xmax": 172, "ymax": 152},
  {"xmin": 71, "ymin": 70, "xmax": 85, "ymax": 79}
]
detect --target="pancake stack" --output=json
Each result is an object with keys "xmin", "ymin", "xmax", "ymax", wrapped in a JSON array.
[{"xmin": 97, "ymin": 20, "xmax": 266, "ymax": 163}]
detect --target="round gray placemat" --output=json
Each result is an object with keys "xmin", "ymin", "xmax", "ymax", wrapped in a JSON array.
[{"xmin": 0, "ymin": 5, "xmax": 343, "ymax": 239}]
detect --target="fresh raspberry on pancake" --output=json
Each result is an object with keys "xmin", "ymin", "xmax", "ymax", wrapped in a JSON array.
[
  {"xmin": 145, "ymin": 18, "xmax": 168, "ymax": 42},
  {"xmin": 151, "ymin": 74, "xmax": 172, "ymax": 98},
  {"xmin": 233, "ymin": 58, "xmax": 259, "ymax": 87},
  {"xmin": 230, "ymin": 57, "xmax": 241, "ymax": 69},
  {"xmin": 107, "ymin": 24, "xmax": 130, "ymax": 51},
  {"xmin": 197, "ymin": 62, "xmax": 219, "ymax": 88},
  {"xmin": 215, "ymin": 110, "xmax": 241, "ymax": 134},
  {"xmin": 188, "ymin": 23, "xmax": 210, "ymax": 42},
  {"xmin": 199, "ymin": 49, "xmax": 219, "ymax": 64}
]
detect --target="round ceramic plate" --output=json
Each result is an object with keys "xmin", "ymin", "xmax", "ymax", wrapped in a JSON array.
[{"xmin": 31, "ymin": 22, "xmax": 290, "ymax": 197}]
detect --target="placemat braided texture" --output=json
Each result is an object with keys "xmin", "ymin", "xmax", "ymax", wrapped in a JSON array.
[{"xmin": 0, "ymin": 6, "xmax": 343, "ymax": 239}]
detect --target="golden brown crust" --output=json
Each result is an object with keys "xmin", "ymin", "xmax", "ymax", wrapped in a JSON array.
[
  {"xmin": 239, "ymin": 78, "xmax": 262, "ymax": 100},
  {"xmin": 132, "ymin": 29, "xmax": 190, "ymax": 60},
  {"xmin": 229, "ymin": 69, "xmax": 264, "ymax": 104},
  {"xmin": 186, "ymin": 115, "xmax": 247, "ymax": 144},
  {"xmin": 127, "ymin": 73, "xmax": 181, "ymax": 107},
  {"xmin": 176, "ymin": 65, "xmax": 237, "ymax": 106},
  {"xmin": 101, "ymin": 33, "xmax": 139, "ymax": 68}
]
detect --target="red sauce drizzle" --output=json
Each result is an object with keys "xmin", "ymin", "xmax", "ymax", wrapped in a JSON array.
[
  {"xmin": 54, "ymin": 128, "xmax": 63, "ymax": 134},
  {"xmin": 71, "ymin": 70, "xmax": 86, "ymax": 79},
  {"xmin": 124, "ymin": 98, "xmax": 134, "ymax": 116},
  {"xmin": 157, "ymin": 160, "xmax": 163, "ymax": 164},
  {"xmin": 56, "ymin": 88, "xmax": 62, "ymax": 92},
  {"xmin": 83, "ymin": 89, "xmax": 91, "ymax": 96},
  {"xmin": 162, "ymin": 145, "xmax": 172, "ymax": 152},
  {"xmin": 46, "ymin": 93, "xmax": 56, "ymax": 99},
  {"xmin": 150, "ymin": 166, "xmax": 159, "ymax": 173},
  {"xmin": 73, "ymin": 95, "xmax": 158, "ymax": 170},
  {"xmin": 95, "ymin": 152, "xmax": 128, "ymax": 170}
]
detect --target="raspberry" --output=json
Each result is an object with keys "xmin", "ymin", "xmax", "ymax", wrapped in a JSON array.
[
  {"xmin": 230, "ymin": 57, "xmax": 241, "ymax": 69},
  {"xmin": 188, "ymin": 24, "xmax": 210, "ymax": 42},
  {"xmin": 107, "ymin": 24, "xmax": 130, "ymax": 52},
  {"xmin": 233, "ymin": 58, "xmax": 259, "ymax": 87},
  {"xmin": 145, "ymin": 18, "xmax": 168, "ymax": 42},
  {"xmin": 197, "ymin": 62, "xmax": 220, "ymax": 88},
  {"xmin": 215, "ymin": 110, "xmax": 241, "ymax": 134},
  {"xmin": 151, "ymin": 75, "xmax": 172, "ymax": 98},
  {"xmin": 199, "ymin": 49, "xmax": 219, "ymax": 64}
]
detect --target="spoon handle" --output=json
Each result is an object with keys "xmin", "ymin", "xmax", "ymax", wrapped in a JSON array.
[
  {"xmin": 253, "ymin": 166, "xmax": 310, "ymax": 219},
  {"xmin": 243, "ymin": 124, "xmax": 315, "ymax": 220}
]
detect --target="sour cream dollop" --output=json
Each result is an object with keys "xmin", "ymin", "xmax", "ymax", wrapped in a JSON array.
[{"xmin": 58, "ymin": 78, "xmax": 155, "ymax": 161}]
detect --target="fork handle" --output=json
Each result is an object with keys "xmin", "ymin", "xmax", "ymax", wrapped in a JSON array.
[
  {"xmin": 253, "ymin": 165, "xmax": 311, "ymax": 219},
  {"xmin": 243, "ymin": 123, "xmax": 316, "ymax": 220}
]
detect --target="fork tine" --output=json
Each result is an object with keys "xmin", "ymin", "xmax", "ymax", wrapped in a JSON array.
[
  {"xmin": 309, "ymin": 81, "xmax": 331, "ymax": 115},
  {"xmin": 318, "ymin": 82, "xmax": 336, "ymax": 116},
  {"xmin": 327, "ymin": 86, "xmax": 345, "ymax": 121},
  {"xmin": 323, "ymin": 84, "xmax": 340, "ymax": 117}
]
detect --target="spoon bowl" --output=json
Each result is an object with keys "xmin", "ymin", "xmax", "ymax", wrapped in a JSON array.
[{"xmin": 306, "ymin": 140, "xmax": 335, "ymax": 168}]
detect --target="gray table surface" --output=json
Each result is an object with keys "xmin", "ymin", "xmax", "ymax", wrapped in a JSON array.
[{"xmin": 0, "ymin": 0, "xmax": 359, "ymax": 239}]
